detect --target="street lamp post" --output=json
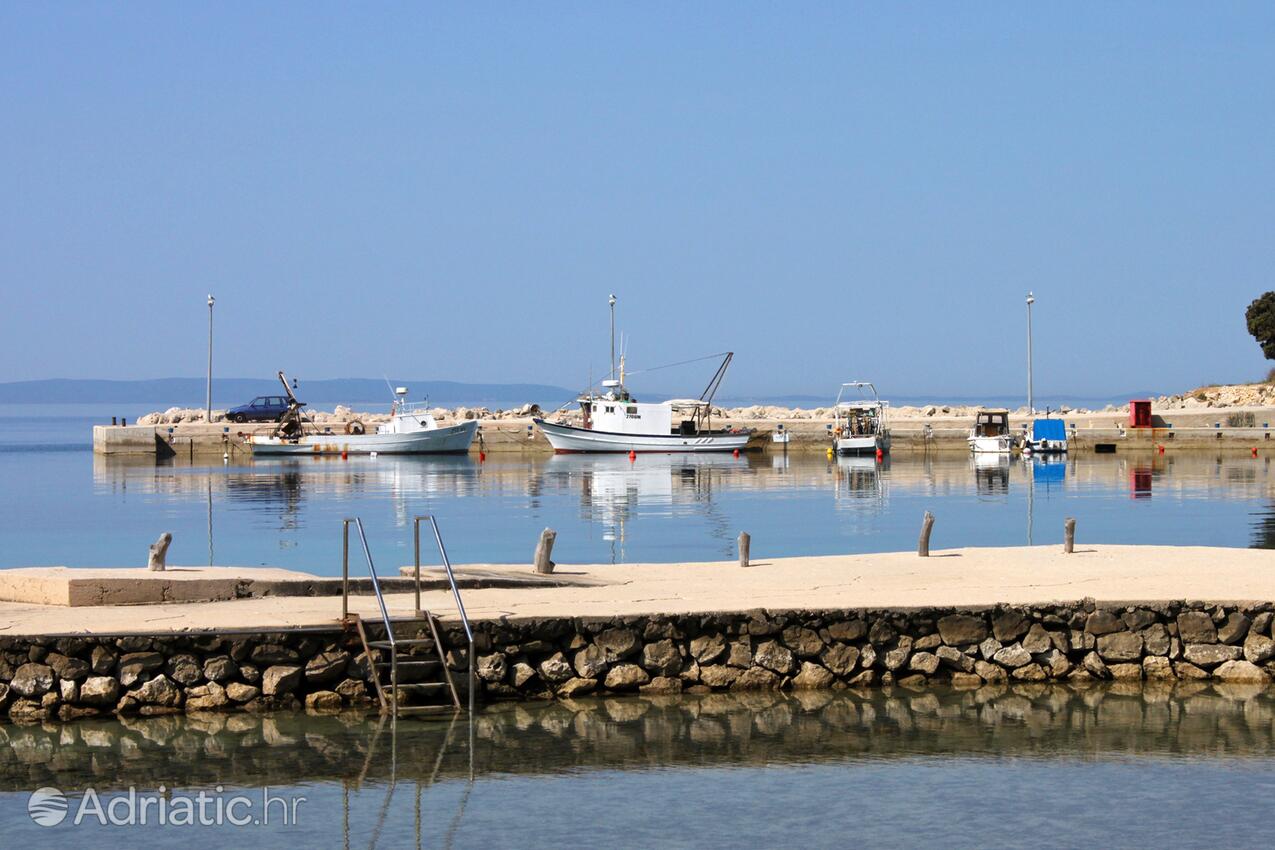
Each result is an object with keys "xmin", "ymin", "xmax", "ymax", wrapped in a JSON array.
[
  {"xmin": 608, "ymin": 293, "xmax": 617, "ymax": 381},
  {"xmin": 206, "ymin": 294, "xmax": 215, "ymax": 421},
  {"xmin": 1026, "ymin": 291, "xmax": 1035, "ymax": 415}
]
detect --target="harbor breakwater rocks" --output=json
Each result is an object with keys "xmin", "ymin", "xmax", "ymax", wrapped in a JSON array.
[
  {"xmin": 4, "ymin": 599, "xmax": 1275, "ymax": 723},
  {"xmin": 464, "ymin": 600, "xmax": 1275, "ymax": 700}
]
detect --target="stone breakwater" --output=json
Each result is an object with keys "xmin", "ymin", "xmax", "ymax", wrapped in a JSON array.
[
  {"xmin": 471, "ymin": 601, "xmax": 1275, "ymax": 699},
  {"xmin": 4, "ymin": 599, "xmax": 1275, "ymax": 723}
]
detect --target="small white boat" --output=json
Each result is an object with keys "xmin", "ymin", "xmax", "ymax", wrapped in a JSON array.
[
  {"xmin": 832, "ymin": 382, "xmax": 891, "ymax": 456},
  {"xmin": 968, "ymin": 409, "xmax": 1015, "ymax": 454},
  {"xmin": 249, "ymin": 385, "xmax": 478, "ymax": 456},
  {"xmin": 1024, "ymin": 417, "xmax": 1068, "ymax": 455},
  {"xmin": 534, "ymin": 296, "xmax": 751, "ymax": 454}
]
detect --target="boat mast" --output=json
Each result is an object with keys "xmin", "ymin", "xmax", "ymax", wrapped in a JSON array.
[{"xmin": 609, "ymin": 293, "xmax": 617, "ymax": 383}]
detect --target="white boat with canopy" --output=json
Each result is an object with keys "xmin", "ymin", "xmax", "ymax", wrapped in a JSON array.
[
  {"xmin": 832, "ymin": 382, "xmax": 890, "ymax": 456},
  {"xmin": 968, "ymin": 408, "xmax": 1015, "ymax": 454},
  {"xmin": 534, "ymin": 296, "xmax": 752, "ymax": 454}
]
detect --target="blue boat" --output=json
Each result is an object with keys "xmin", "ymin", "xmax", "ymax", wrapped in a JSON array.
[{"xmin": 1028, "ymin": 418, "xmax": 1068, "ymax": 454}]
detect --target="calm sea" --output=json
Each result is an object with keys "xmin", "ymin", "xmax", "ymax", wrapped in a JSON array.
[{"xmin": 2, "ymin": 404, "xmax": 1274, "ymax": 572}]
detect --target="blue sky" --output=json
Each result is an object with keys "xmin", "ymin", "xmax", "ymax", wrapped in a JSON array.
[{"xmin": 2, "ymin": 4, "xmax": 1273, "ymax": 400}]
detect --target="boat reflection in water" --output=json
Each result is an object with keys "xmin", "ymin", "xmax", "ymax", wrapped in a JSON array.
[
  {"xmin": 973, "ymin": 452, "xmax": 1011, "ymax": 497},
  {"xmin": 833, "ymin": 454, "xmax": 889, "ymax": 505},
  {"xmin": 543, "ymin": 453, "xmax": 747, "ymax": 561}
]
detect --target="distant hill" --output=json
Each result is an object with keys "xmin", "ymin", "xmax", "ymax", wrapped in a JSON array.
[{"xmin": 0, "ymin": 378, "xmax": 579, "ymax": 407}]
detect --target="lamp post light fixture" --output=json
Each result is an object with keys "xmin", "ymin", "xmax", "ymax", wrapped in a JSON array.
[
  {"xmin": 206, "ymin": 294, "xmax": 215, "ymax": 422},
  {"xmin": 1026, "ymin": 291, "xmax": 1035, "ymax": 415}
]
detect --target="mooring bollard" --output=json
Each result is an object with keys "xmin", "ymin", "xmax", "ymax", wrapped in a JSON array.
[
  {"xmin": 1064, "ymin": 517, "xmax": 1076, "ymax": 554},
  {"xmin": 534, "ymin": 528, "xmax": 557, "ymax": 574},
  {"xmin": 738, "ymin": 531, "xmax": 751, "ymax": 568},
  {"xmin": 147, "ymin": 532, "xmax": 173, "ymax": 572},
  {"xmin": 918, "ymin": 511, "xmax": 935, "ymax": 557}
]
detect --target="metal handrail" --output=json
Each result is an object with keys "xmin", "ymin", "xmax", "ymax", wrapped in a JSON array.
[
  {"xmin": 414, "ymin": 515, "xmax": 476, "ymax": 715},
  {"xmin": 346, "ymin": 518, "xmax": 396, "ymax": 646}
]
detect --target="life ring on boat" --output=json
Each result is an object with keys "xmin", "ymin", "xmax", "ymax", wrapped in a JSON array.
[
  {"xmin": 834, "ymin": 427, "xmax": 843, "ymax": 437},
  {"xmin": 345, "ymin": 420, "xmax": 365, "ymax": 435}
]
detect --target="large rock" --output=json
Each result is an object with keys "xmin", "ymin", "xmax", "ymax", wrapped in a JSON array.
[
  {"xmin": 261, "ymin": 665, "xmax": 303, "ymax": 697},
  {"xmin": 603, "ymin": 663, "xmax": 649, "ymax": 690},
  {"xmin": 90, "ymin": 646, "xmax": 117, "ymax": 675},
  {"xmin": 573, "ymin": 645, "xmax": 608, "ymax": 679},
  {"xmin": 639, "ymin": 676, "xmax": 683, "ymax": 694},
  {"xmin": 1122, "ymin": 609, "xmax": 1156, "ymax": 630},
  {"xmin": 1217, "ymin": 612, "xmax": 1252, "ymax": 645},
  {"xmin": 936, "ymin": 645, "xmax": 974, "ymax": 673},
  {"xmin": 821, "ymin": 644, "xmax": 860, "ymax": 676},
  {"xmin": 1143, "ymin": 656, "xmax": 1174, "ymax": 679},
  {"xmin": 593, "ymin": 628, "xmax": 639, "ymax": 660},
  {"xmin": 883, "ymin": 640, "xmax": 913, "ymax": 672},
  {"xmin": 1177, "ymin": 612, "xmax": 1217, "ymax": 644},
  {"xmin": 791, "ymin": 662, "xmax": 835, "ymax": 689},
  {"xmin": 826, "ymin": 620, "xmax": 867, "ymax": 642},
  {"xmin": 133, "ymin": 674, "xmax": 182, "ymax": 706},
  {"xmin": 10, "ymin": 663, "xmax": 54, "ymax": 698},
  {"xmin": 938, "ymin": 614, "xmax": 988, "ymax": 646},
  {"xmin": 641, "ymin": 640, "xmax": 682, "ymax": 676},
  {"xmin": 118, "ymin": 652, "xmax": 163, "ymax": 687},
  {"xmin": 510, "ymin": 662, "xmax": 538, "ymax": 688},
  {"xmin": 1244, "ymin": 634, "xmax": 1275, "ymax": 664},
  {"xmin": 1012, "ymin": 663, "xmax": 1046, "ymax": 681},
  {"xmin": 781, "ymin": 627, "xmax": 824, "ymax": 657},
  {"xmin": 689, "ymin": 634, "xmax": 727, "ymax": 664},
  {"xmin": 476, "ymin": 654, "xmax": 507, "ymax": 683},
  {"xmin": 1038, "ymin": 648, "xmax": 1071, "ymax": 678},
  {"xmin": 974, "ymin": 660, "xmax": 1007, "ymax": 682},
  {"xmin": 225, "ymin": 683, "xmax": 261, "ymax": 703},
  {"xmin": 992, "ymin": 644, "xmax": 1032, "ymax": 668},
  {"xmin": 556, "ymin": 677, "xmax": 596, "ymax": 698},
  {"xmin": 538, "ymin": 653, "xmax": 574, "ymax": 683},
  {"xmin": 1021, "ymin": 624, "xmax": 1056, "ymax": 654},
  {"xmin": 46, "ymin": 653, "xmax": 90, "ymax": 682},
  {"xmin": 78, "ymin": 676, "xmax": 120, "ymax": 706},
  {"xmin": 304, "ymin": 651, "xmax": 351, "ymax": 684},
  {"xmin": 1142, "ymin": 624, "xmax": 1170, "ymax": 656},
  {"xmin": 1097, "ymin": 632, "xmax": 1143, "ymax": 663},
  {"xmin": 185, "ymin": 682, "xmax": 229, "ymax": 711},
  {"xmin": 304, "ymin": 691, "xmax": 342, "ymax": 711},
  {"xmin": 908, "ymin": 652, "xmax": 940, "ymax": 676},
  {"xmin": 1183, "ymin": 643, "xmax": 1242, "ymax": 669},
  {"xmin": 166, "ymin": 654, "xmax": 203, "ymax": 686},
  {"xmin": 203, "ymin": 655, "xmax": 238, "ymax": 683},
  {"xmin": 727, "ymin": 641, "xmax": 752, "ymax": 668},
  {"xmin": 1213, "ymin": 660, "xmax": 1270, "ymax": 683},
  {"xmin": 699, "ymin": 665, "xmax": 742, "ymax": 688},
  {"xmin": 754, "ymin": 640, "xmax": 797, "ymax": 675},
  {"xmin": 991, "ymin": 610, "xmax": 1029, "ymax": 642},
  {"xmin": 1085, "ymin": 610, "xmax": 1124, "ymax": 635}
]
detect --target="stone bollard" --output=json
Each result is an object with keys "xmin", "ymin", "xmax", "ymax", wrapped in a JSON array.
[
  {"xmin": 738, "ymin": 532, "xmax": 750, "ymax": 568},
  {"xmin": 1064, "ymin": 517, "xmax": 1076, "ymax": 554},
  {"xmin": 918, "ymin": 511, "xmax": 935, "ymax": 557},
  {"xmin": 148, "ymin": 533, "xmax": 173, "ymax": 571},
  {"xmin": 534, "ymin": 528, "xmax": 557, "ymax": 574}
]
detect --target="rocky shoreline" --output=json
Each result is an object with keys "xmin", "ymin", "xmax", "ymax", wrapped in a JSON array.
[{"xmin": 4, "ymin": 599, "xmax": 1275, "ymax": 723}]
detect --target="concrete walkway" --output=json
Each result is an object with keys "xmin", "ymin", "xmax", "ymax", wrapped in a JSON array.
[{"xmin": 1, "ymin": 545, "xmax": 1273, "ymax": 636}]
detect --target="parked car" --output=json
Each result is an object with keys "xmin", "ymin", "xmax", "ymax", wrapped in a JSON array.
[{"xmin": 226, "ymin": 396, "xmax": 291, "ymax": 423}]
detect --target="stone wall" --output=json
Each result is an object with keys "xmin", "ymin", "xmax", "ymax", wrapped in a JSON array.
[
  {"xmin": 0, "ymin": 630, "xmax": 382, "ymax": 723},
  {"xmin": 462, "ymin": 600, "xmax": 1275, "ymax": 700},
  {"xmin": 2, "ymin": 599, "xmax": 1274, "ymax": 724}
]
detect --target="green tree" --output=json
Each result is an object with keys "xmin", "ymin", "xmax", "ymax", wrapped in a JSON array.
[{"xmin": 1246, "ymin": 292, "xmax": 1275, "ymax": 360}]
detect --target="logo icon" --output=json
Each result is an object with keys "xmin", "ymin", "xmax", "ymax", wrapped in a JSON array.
[{"xmin": 28, "ymin": 787, "xmax": 68, "ymax": 827}]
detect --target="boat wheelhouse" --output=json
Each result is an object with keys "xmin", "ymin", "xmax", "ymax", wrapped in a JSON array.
[{"xmin": 968, "ymin": 409, "xmax": 1014, "ymax": 454}]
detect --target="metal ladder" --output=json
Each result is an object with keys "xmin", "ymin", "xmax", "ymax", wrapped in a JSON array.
[{"xmin": 341, "ymin": 516, "xmax": 476, "ymax": 717}]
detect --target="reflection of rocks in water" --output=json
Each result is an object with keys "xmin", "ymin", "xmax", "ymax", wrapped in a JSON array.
[
  {"xmin": 1251, "ymin": 503, "xmax": 1275, "ymax": 550},
  {"xmin": 6, "ymin": 684, "xmax": 1275, "ymax": 791}
]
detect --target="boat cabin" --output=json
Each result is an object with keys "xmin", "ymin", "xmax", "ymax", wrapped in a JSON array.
[
  {"xmin": 579, "ymin": 391, "xmax": 716, "ymax": 437},
  {"xmin": 836, "ymin": 403, "xmax": 883, "ymax": 438},
  {"xmin": 973, "ymin": 409, "xmax": 1011, "ymax": 437}
]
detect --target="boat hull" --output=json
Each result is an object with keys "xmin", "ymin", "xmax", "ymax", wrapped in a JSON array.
[
  {"xmin": 835, "ymin": 434, "xmax": 890, "ymax": 455},
  {"xmin": 534, "ymin": 419, "xmax": 751, "ymax": 454},
  {"xmin": 968, "ymin": 434, "xmax": 1014, "ymax": 454},
  {"xmin": 249, "ymin": 420, "xmax": 478, "ymax": 456}
]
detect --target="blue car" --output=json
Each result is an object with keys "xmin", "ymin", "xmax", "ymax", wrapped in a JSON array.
[{"xmin": 226, "ymin": 395, "xmax": 292, "ymax": 423}]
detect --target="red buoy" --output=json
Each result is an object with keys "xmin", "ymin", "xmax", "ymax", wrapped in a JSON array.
[
  {"xmin": 1254, "ymin": 447, "xmax": 1259, "ymax": 458},
  {"xmin": 479, "ymin": 451, "xmax": 486, "ymax": 462},
  {"xmin": 341, "ymin": 451, "xmax": 347, "ymax": 460},
  {"xmin": 875, "ymin": 448, "xmax": 884, "ymax": 461},
  {"xmin": 628, "ymin": 450, "xmax": 636, "ymax": 462},
  {"xmin": 733, "ymin": 448, "xmax": 740, "ymax": 458},
  {"xmin": 1158, "ymin": 444, "xmax": 1165, "ymax": 455}
]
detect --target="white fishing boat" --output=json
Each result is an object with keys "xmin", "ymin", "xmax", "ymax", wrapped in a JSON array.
[
  {"xmin": 968, "ymin": 409, "xmax": 1015, "ymax": 454},
  {"xmin": 832, "ymin": 382, "xmax": 891, "ymax": 456},
  {"xmin": 249, "ymin": 378, "xmax": 478, "ymax": 456},
  {"xmin": 534, "ymin": 296, "xmax": 752, "ymax": 454}
]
